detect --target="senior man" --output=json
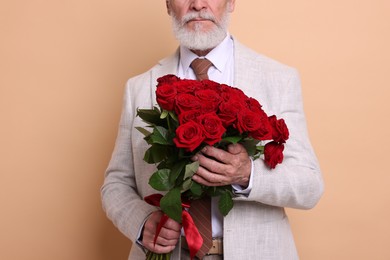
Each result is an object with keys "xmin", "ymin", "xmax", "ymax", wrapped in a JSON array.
[{"xmin": 101, "ymin": 0, "xmax": 324, "ymax": 259}]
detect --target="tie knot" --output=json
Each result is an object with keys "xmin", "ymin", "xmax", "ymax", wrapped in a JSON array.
[{"xmin": 190, "ymin": 58, "xmax": 213, "ymax": 81}]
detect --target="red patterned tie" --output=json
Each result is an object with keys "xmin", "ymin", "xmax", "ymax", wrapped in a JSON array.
[
  {"xmin": 189, "ymin": 58, "xmax": 213, "ymax": 259},
  {"xmin": 190, "ymin": 58, "xmax": 213, "ymax": 80},
  {"xmin": 190, "ymin": 196, "xmax": 213, "ymax": 259}
]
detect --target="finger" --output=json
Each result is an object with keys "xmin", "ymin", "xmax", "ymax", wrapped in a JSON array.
[
  {"xmin": 153, "ymin": 232, "xmax": 179, "ymax": 246},
  {"xmin": 142, "ymin": 211, "xmax": 181, "ymax": 251},
  {"xmin": 195, "ymin": 152, "xmax": 226, "ymax": 175},
  {"xmin": 192, "ymin": 173, "xmax": 216, "ymax": 186},
  {"xmin": 227, "ymin": 143, "xmax": 244, "ymax": 154},
  {"xmin": 158, "ymin": 226, "xmax": 181, "ymax": 240},
  {"xmin": 163, "ymin": 218, "xmax": 182, "ymax": 232},
  {"xmin": 144, "ymin": 241, "xmax": 176, "ymax": 254},
  {"xmin": 143, "ymin": 230, "xmax": 179, "ymax": 253},
  {"xmin": 200, "ymin": 146, "xmax": 233, "ymax": 164},
  {"xmin": 193, "ymin": 166, "xmax": 230, "ymax": 186}
]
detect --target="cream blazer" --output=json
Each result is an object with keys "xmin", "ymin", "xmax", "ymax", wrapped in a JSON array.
[{"xmin": 101, "ymin": 38, "xmax": 324, "ymax": 260}]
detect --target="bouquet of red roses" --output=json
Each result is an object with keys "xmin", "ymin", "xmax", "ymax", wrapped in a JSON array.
[{"xmin": 136, "ymin": 75, "xmax": 289, "ymax": 259}]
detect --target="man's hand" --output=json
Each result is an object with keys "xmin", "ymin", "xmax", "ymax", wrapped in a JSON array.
[
  {"xmin": 142, "ymin": 211, "xmax": 181, "ymax": 254},
  {"xmin": 192, "ymin": 143, "xmax": 251, "ymax": 188}
]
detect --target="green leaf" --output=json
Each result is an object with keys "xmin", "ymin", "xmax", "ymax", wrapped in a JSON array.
[
  {"xmin": 143, "ymin": 144, "xmax": 167, "ymax": 163},
  {"xmin": 148, "ymin": 169, "xmax": 173, "ymax": 191},
  {"xmin": 169, "ymin": 160, "xmax": 187, "ymax": 184},
  {"xmin": 137, "ymin": 107, "xmax": 165, "ymax": 126},
  {"xmin": 222, "ymin": 135, "xmax": 242, "ymax": 144},
  {"xmin": 241, "ymin": 138, "xmax": 261, "ymax": 157},
  {"xmin": 252, "ymin": 153, "xmax": 261, "ymax": 160},
  {"xmin": 150, "ymin": 126, "xmax": 173, "ymax": 145},
  {"xmin": 218, "ymin": 190, "xmax": 234, "ymax": 216},
  {"xmin": 168, "ymin": 111, "xmax": 178, "ymax": 122},
  {"xmin": 182, "ymin": 178, "xmax": 192, "ymax": 192},
  {"xmin": 190, "ymin": 181, "xmax": 203, "ymax": 196},
  {"xmin": 184, "ymin": 161, "xmax": 199, "ymax": 180},
  {"xmin": 160, "ymin": 187, "xmax": 182, "ymax": 223},
  {"xmin": 251, "ymin": 145, "xmax": 264, "ymax": 160},
  {"xmin": 256, "ymin": 145, "xmax": 264, "ymax": 154},
  {"xmin": 135, "ymin": 126, "xmax": 152, "ymax": 137},
  {"xmin": 160, "ymin": 110, "xmax": 169, "ymax": 119}
]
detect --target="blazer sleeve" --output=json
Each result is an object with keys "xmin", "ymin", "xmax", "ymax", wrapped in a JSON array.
[
  {"xmin": 100, "ymin": 78, "xmax": 156, "ymax": 242},
  {"xmin": 242, "ymin": 69, "xmax": 324, "ymax": 209}
]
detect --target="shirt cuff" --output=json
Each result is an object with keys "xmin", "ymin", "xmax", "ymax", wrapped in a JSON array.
[
  {"xmin": 135, "ymin": 217, "xmax": 149, "ymax": 253},
  {"xmin": 232, "ymin": 158, "xmax": 254, "ymax": 196}
]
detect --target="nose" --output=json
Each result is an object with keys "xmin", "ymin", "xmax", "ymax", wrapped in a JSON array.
[{"xmin": 190, "ymin": 0, "xmax": 207, "ymax": 11}]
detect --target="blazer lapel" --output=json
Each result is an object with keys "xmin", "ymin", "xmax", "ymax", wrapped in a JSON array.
[
  {"xmin": 233, "ymin": 39, "xmax": 264, "ymax": 94},
  {"xmin": 232, "ymin": 38, "xmax": 272, "ymax": 114}
]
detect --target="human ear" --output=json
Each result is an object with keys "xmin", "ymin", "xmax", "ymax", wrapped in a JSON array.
[
  {"xmin": 228, "ymin": 0, "xmax": 236, "ymax": 12},
  {"xmin": 166, "ymin": 0, "xmax": 172, "ymax": 15}
]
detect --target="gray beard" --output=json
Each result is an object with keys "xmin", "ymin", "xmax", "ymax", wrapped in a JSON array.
[{"xmin": 171, "ymin": 10, "xmax": 230, "ymax": 51}]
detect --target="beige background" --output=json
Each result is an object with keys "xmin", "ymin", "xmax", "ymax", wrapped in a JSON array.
[{"xmin": 1, "ymin": 0, "xmax": 389, "ymax": 259}]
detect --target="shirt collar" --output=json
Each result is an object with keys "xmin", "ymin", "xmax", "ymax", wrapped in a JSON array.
[{"xmin": 180, "ymin": 33, "xmax": 233, "ymax": 74}]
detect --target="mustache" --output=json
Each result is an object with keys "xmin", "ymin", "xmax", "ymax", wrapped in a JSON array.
[{"xmin": 181, "ymin": 11, "xmax": 216, "ymax": 24}]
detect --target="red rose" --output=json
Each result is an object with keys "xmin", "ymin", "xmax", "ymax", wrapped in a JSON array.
[
  {"xmin": 249, "ymin": 111, "xmax": 272, "ymax": 141},
  {"xmin": 178, "ymin": 109, "xmax": 202, "ymax": 124},
  {"xmin": 156, "ymin": 83, "xmax": 177, "ymax": 111},
  {"xmin": 173, "ymin": 121, "xmax": 205, "ymax": 152},
  {"xmin": 197, "ymin": 113, "xmax": 226, "ymax": 146},
  {"xmin": 264, "ymin": 141, "xmax": 284, "ymax": 169},
  {"xmin": 157, "ymin": 74, "xmax": 180, "ymax": 85},
  {"xmin": 236, "ymin": 108, "xmax": 263, "ymax": 133},
  {"xmin": 195, "ymin": 89, "xmax": 221, "ymax": 113},
  {"xmin": 221, "ymin": 86, "xmax": 247, "ymax": 102},
  {"xmin": 218, "ymin": 100, "xmax": 243, "ymax": 127},
  {"xmin": 201, "ymin": 80, "xmax": 224, "ymax": 93},
  {"xmin": 269, "ymin": 115, "xmax": 289, "ymax": 143},
  {"xmin": 196, "ymin": 89, "xmax": 221, "ymax": 107},
  {"xmin": 250, "ymin": 125, "xmax": 272, "ymax": 141},
  {"xmin": 199, "ymin": 102, "xmax": 218, "ymax": 114},
  {"xmin": 175, "ymin": 79, "xmax": 203, "ymax": 94},
  {"xmin": 245, "ymin": 97, "xmax": 263, "ymax": 113},
  {"xmin": 217, "ymin": 84, "xmax": 232, "ymax": 96},
  {"xmin": 175, "ymin": 93, "xmax": 201, "ymax": 115}
]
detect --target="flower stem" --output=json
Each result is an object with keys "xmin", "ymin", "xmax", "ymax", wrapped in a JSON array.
[{"xmin": 145, "ymin": 252, "xmax": 171, "ymax": 260}]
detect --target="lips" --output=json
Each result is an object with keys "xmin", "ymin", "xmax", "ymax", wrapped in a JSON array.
[
  {"xmin": 188, "ymin": 18, "xmax": 210, "ymax": 23},
  {"xmin": 182, "ymin": 12, "xmax": 215, "ymax": 24}
]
